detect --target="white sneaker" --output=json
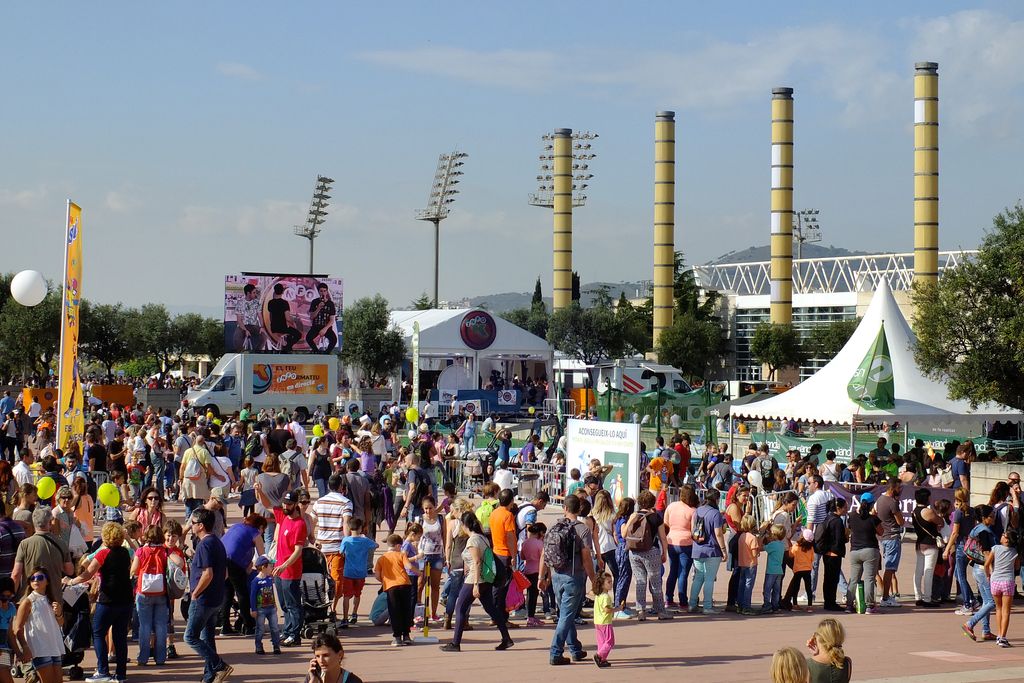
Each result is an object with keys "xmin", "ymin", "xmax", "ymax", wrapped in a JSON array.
[
  {"xmin": 882, "ymin": 597, "xmax": 900, "ymax": 607},
  {"xmin": 86, "ymin": 674, "xmax": 113, "ymax": 683},
  {"xmin": 955, "ymin": 606, "xmax": 973, "ymax": 616}
]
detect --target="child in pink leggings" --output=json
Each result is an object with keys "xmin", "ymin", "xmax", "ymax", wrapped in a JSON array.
[{"xmin": 593, "ymin": 573, "xmax": 615, "ymax": 668}]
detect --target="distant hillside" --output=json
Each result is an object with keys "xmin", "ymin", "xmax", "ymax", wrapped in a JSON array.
[
  {"xmin": 469, "ymin": 281, "xmax": 650, "ymax": 313},
  {"xmin": 708, "ymin": 243, "xmax": 867, "ymax": 264}
]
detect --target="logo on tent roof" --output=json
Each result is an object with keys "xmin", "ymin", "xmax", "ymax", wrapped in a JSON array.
[
  {"xmin": 460, "ymin": 310, "xmax": 497, "ymax": 350},
  {"xmin": 848, "ymin": 325, "xmax": 895, "ymax": 410}
]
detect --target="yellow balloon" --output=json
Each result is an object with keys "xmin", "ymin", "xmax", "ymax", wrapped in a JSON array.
[
  {"xmin": 98, "ymin": 482, "xmax": 121, "ymax": 508},
  {"xmin": 328, "ymin": 417, "xmax": 340, "ymax": 431},
  {"xmin": 312, "ymin": 424, "xmax": 324, "ymax": 437},
  {"xmin": 36, "ymin": 476, "xmax": 56, "ymax": 500},
  {"xmin": 405, "ymin": 407, "xmax": 419, "ymax": 424}
]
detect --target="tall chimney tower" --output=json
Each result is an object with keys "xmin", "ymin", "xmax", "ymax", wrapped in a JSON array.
[
  {"xmin": 552, "ymin": 128, "xmax": 573, "ymax": 310},
  {"xmin": 914, "ymin": 62, "xmax": 939, "ymax": 286},
  {"xmin": 770, "ymin": 87, "xmax": 794, "ymax": 325},
  {"xmin": 653, "ymin": 111, "xmax": 676, "ymax": 349}
]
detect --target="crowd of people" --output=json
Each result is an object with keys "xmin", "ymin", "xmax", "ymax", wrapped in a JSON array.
[{"xmin": 0, "ymin": 388, "xmax": 1017, "ymax": 683}]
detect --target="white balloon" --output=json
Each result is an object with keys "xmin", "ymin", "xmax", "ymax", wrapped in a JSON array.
[{"xmin": 10, "ymin": 270, "xmax": 47, "ymax": 307}]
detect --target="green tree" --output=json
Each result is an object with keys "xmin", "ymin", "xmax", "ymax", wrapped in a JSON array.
[
  {"xmin": 410, "ymin": 293, "xmax": 433, "ymax": 310},
  {"xmin": 504, "ymin": 307, "xmax": 548, "ymax": 339},
  {"xmin": 571, "ymin": 271, "xmax": 581, "ymax": 302},
  {"xmin": 531, "ymin": 278, "xmax": 545, "ymax": 313},
  {"xmin": 673, "ymin": 251, "xmax": 720, "ymax": 320},
  {"xmin": 115, "ymin": 357, "xmax": 160, "ymax": 379},
  {"xmin": 615, "ymin": 292, "xmax": 649, "ymax": 356},
  {"xmin": 913, "ymin": 204, "xmax": 1024, "ymax": 410},
  {"xmin": 547, "ymin": 302, "xmax": 626, "ymax": 366},
  {"xmin": 656, "ymin": 311, "xmax": 725, "ymax": 382},
  {"xmin": 0, "ymin": 289, "xmax": 61, "ymax": 378},
  {"xmin": 808, "ymin": 318, "xmax": 860, "ymax": 360},
  {"xmin": 79, "ymin": 302, "xmax": 132, "ymax": 380},
  {"xmin": 341, "ymin": 295, "xmax": 405, "ymax": 385},
  {"xmin": 751, "ymin": 322, "xmax": 805, "ymax": 380}
]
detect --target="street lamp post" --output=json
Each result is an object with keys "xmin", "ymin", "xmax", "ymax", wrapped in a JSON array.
[
  {"xmin": 294, "ymin": 175, "xmax": 335, "ymax": 274},
  {"xmin": 416, "ymin": 151, "xmax": 468, "ymax": 308},
  {"xmin": 793, "ymin": 208, "xmax": 822, "ymax": 260}
]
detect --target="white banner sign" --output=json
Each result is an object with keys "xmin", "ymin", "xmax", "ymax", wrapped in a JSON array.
[
  {"xmin": 497, "ymin": 389, "xmax": 518, "ymax": 406},
  {"xmin": 565, "ymin": 418, "xmax": 640, "ymax": 505}
]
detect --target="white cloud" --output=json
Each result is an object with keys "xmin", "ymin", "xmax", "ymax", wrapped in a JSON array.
[
  {"xmin": 909, "ymin": 10, "xmax": 1024, "ymax": 135},
  {"xmin": 174, "ymin": 199, "xmax": 359, "ymax": 236},
  {"xmin": 104, "ymin": 190, "xmax": 140, "ymax": 213},
  {"xmin": 0, "ymin": 186, "xmax": 47, "ymax": 209},
  {"xmin": 216, "ymin": 61, "xmax": 263, "ymax": 81},
  {"xmin": 359, "ymin": 27, "xmax": 899, "ymax": 124}
]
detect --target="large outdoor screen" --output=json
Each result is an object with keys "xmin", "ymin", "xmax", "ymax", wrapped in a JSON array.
[{"xmin": 223, "ymin": 274, "xmax": 343, "ymax": 354}]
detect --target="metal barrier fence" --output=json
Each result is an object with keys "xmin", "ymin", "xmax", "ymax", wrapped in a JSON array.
[{"xmin": 438, "ymin": 457, "xmax": 568, "ymax": 503}]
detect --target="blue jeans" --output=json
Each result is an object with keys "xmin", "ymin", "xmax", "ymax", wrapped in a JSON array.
[
  {"xmin": 184, "ymin": 599, "xmax": 226, "ymax": 683},
  {"xmin": 690, "ymin": 556, "xmax": 721, "ymax": 610},
  {"xmin": 968, "ymin": 564, "xmax": 994, "ymax": 635},
  {"xmin": 464, "ymin": 433, "xmax": 476, "ymax": 454},
  {"xmin": 738, "ymin": 566, "xmax": 757, "ymax": 610},
  {"xmin": 314, "ymin": 478, "xmax": 328, "ymax": 498},
  {"xmin": 275, "ymin": 577, "xmax": 303, "ymax": 640},
  {"xmin": 93, "ymin": 602, "xmax": 131, "ymax": 679},
  {"xmin": 151, "ymin": 455, "xmax": 166, "ymax": 495},
  {"xmin": 166, "ymin": 459, "xmax": 178, "ymax": 492},
  {"xmin": 444, "ymin": 569, "xmax": 467, "ymax": 618},
  {"xmin": 955, "ymin": 545, "xmax": 974, "ymax": 608},
  {"xmin": 264, "ymin": 518, "xmax": 277, "ymax": 550},
  {"xmin": 665, "ymin": 544, "xmax": 693, "ymax": 604},
  {"xmin": 136, "ymin": 593, "xmax": 168, "ymax": 665},
  {"xmin": 763, "ymin": 573, "xmax": 783, "ymax": 611},
  {"xmin": 550, "ymin": 572, "xmax": 586, "ymax": 660},
  {"xmin": 255, "ymin": 605, "xmax": 281, "ymax": 650}
]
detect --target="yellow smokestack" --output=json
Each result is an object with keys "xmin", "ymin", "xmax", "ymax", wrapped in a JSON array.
[
  {"xmin": 914, "ymin": 62, "xmax": 939, "ymax": 286},
  {"xmin": 552, "ymin": 128, "xmax": 573, "ymax": 311},
  {"xmin": 770, "ymin": 87, "xmax": 794, "ymax": 325},
  {"xmin": 653, "ymin": 111, "xmax": 676, "ymax": 349}
]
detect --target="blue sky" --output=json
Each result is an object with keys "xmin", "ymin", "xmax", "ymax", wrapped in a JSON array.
[{"xmin": 2, "ymin": 2, "xmax": 1023, "ymax": 313}]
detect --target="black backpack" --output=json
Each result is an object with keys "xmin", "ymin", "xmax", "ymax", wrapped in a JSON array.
[
  {"xmin": 543, "ymin": 518, "xmax": 580, "ymax": 573},
  {"xmin": 409, "ymin": 469, "xmax": 431, "ymax": 507}
]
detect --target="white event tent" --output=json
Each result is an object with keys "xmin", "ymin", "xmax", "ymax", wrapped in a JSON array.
[
  {"xmin": 732, "ymin": 280, "xmax": 1023, "ymax": 434},
  {"xmin": 389, "ymin": 309, "xmax": 554, "ymax": 388}
]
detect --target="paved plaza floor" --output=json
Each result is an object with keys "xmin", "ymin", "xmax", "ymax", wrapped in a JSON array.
[{"xmin": 66, "ymin": 500, "xmax": 1024, "ymax": 683}]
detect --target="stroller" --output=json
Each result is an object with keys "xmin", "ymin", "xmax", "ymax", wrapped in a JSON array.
[{"xmin": 299, "ymin": 546, "xmax": 336, "ymax": 638}]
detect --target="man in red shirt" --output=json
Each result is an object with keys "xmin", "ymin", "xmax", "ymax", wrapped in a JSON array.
[{"xmin": 255, "ymin": 485, "xmax": 307, "ymax": 646}]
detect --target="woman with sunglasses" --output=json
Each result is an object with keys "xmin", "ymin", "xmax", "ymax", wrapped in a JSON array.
[
  {"xmin": 12, "ymin": 567, "xmax": 64, "ymax": 683},
  {"xmin": 129, "ymin": 487, "xmax": 164, "ymax": 533}
]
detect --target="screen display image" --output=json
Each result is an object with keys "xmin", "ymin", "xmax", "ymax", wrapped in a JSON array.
[{"xmin": 224, "ymin": 274, "xmax": 343, "ymax": 354}]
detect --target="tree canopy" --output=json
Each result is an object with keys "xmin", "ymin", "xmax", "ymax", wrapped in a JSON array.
[
  {"xmin": 751, "ymin": 322, "xmax": 804, "ymax": 380},
  {"xmin": 913, "ymin": 204, "xmax": 1024, "ymax": 410},
  {"xmin": 547, "ymin": 301, "xmax": 627, "ymax": 366},
  {"xmin": 341, "ymin": 295, "xmax": 405, "ymax": 385}
]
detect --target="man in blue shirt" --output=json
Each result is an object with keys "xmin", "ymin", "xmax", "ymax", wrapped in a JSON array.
[
  {"xmin": 184, "ymin": 508, "xmax": 232, "ymax": 683},
  {"xmin": 0, "ymin": 392, "xmax": 14, "ymax": 420},
  {"xmin": 951, "ymin": 443, "xmax": 971, "ymax": 490}
]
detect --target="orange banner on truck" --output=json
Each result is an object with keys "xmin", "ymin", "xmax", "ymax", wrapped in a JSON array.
[{"xmin": 252, "ymin": 363, "xmax": 329, "ymax": 395}]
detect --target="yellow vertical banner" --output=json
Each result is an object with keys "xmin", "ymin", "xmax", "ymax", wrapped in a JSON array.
[{"xmin": 57, "ymin": 201, "xmax": 83, "ymax": 451}]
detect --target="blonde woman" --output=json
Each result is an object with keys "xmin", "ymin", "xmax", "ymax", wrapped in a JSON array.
[
  {"xmin": 771, "ymin": 646, "xmax": 810, "ymax": 683},
  {"xmin": 805, "ymin": 617, "xmax": 851, "ymax": 682},
  {"xmin": 592, "ymin": 490, "xmax": 618, "ymax": 580},
  {"xmin": 442, "ymin": 497, "xmax": 474, "ymax": 630}
]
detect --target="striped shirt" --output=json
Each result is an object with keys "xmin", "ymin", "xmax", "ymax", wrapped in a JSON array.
[
  {"xmin": 806, "ymin": 489, "xmax": 833, "ymax": 530},
  {"xmin": 313, "ymin": 491, "xmax": 352, "ymax": 554}
]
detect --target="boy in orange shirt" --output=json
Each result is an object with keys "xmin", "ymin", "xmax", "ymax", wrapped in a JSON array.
[{"xmin": 374, "ymin": 533, "xmax": 418, "ymax": 646}]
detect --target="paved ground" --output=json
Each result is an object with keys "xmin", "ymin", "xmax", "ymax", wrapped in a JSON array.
[{"xmin": 64, "ymin": 499, "xmax": 1024, "ymax": 682}]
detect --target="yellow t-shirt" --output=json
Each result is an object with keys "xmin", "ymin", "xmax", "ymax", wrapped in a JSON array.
[{"xmin": 594, "ymin": 591, "xmax": 613, "ymax": 626}]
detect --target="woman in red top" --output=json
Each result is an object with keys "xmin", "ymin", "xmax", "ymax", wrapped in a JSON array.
[{"xmin": 130, "ymin": 526, "xmax": 170, "ymax": 665}]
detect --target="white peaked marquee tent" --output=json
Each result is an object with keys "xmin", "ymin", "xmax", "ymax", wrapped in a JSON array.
[{"xmin": 732, "ymin": 280, "xmax": 1023, "ymax": 433}]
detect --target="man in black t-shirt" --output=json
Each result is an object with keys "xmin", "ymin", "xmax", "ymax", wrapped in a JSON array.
[
  {"xmin": 267, "ymin": 416, "xmax": 292, "ymax": 456},
  {"xmin": 85, "ymin": 432, "xmax": 108, "ymax": 473},
  {"xmin": 267, "ymin": 283, "xmax": 301, "ymax": 352}
]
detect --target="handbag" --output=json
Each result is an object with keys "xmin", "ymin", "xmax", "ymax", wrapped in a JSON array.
[
  {"xmin": 511, "ymin": 569, "xmax": 531, "ymax": 591},
  {"xmin": 505, "ymin": 579, "xmax": 525, "ymax": 612}
]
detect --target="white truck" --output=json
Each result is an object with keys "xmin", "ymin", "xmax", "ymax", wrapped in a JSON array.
[
  {"xmin": 594, "ymin": 360, "xmax": 691, "ymax": 394},
  {"xmin": 186, "ymin": 353, "xmax": 337, "ymax": 421}
]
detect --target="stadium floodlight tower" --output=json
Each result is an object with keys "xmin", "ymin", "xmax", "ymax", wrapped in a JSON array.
[
  {"xmin": 416, "ymin": 150, "xmax": 468, "ymax": 308},
  {"xmin": 794, "ymin": 209, "xmax": 822, "ymax": 260},
  {"xmin": 529, "ymin": 129, "xmax": 597, "ymax": 311},
  {"xmin": 294, "ymin": 175, "xmax": 334, "ymax": 274}
]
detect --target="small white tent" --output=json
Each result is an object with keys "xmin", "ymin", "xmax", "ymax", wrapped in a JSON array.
[
  {"xmin": 390, "ymin": 309, "xmax": 553, "ymax": 386},
  {"xmin": 732, "ymin": 280, "xmax": 1023, "ymax": 433}
]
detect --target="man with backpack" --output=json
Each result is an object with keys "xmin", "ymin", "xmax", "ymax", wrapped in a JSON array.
[
  {"xmin": 538, "ymin": 495, "xmax": 596, "ymax": 666},
  {"xmin": 179, "ymin": 435, "xmax": 215, "ymax": 520}
]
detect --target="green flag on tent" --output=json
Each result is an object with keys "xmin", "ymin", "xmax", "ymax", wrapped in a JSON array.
[{"xmin": 847, "ymin": 324, "xmax": 895, "ymax": 410}]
